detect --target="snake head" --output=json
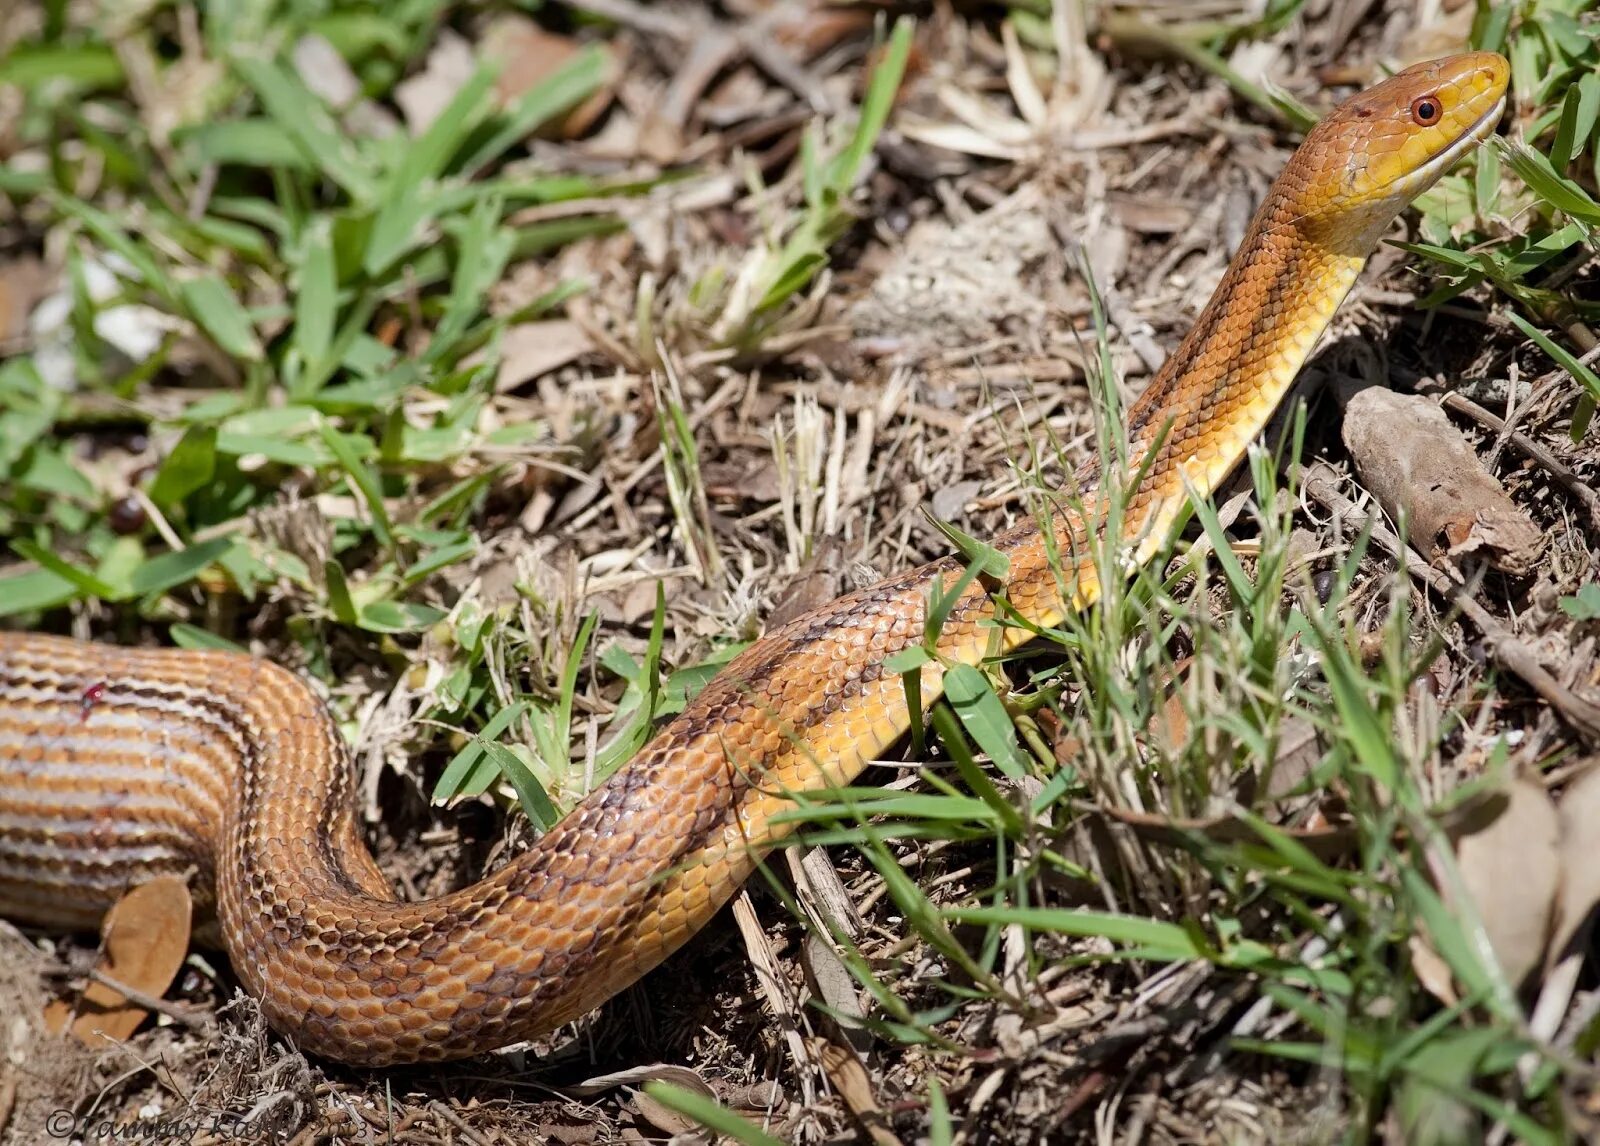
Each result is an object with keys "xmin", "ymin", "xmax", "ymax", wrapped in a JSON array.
[{"xmin": 1294, "ymin": 51, "xmax": 1510, "ymax": 245}]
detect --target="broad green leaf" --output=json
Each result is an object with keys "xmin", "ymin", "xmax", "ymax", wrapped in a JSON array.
[
  {"xmin": 434, "ymin": 701, "xmax": 530, "ymax": 803},
  {"xmin": 357, "ymin": 599, "xmax": 446, "ymax": 633},
  {"xmin": 168, "ymin": 623, "xmax": 247, "ymax": 652},
  {"xmin": 179, "ymin": 119, "xmax": 310, "ymax": 171},
  {"xmin": 0, "ymin": 44, "xmax": 122, "ymax": 91},
  {"xmin": 364, "ymin": 65, "xmax": 497, "ymax": 277},
  {"xmin": 129, "ymin": 538, "xmax": 233, "ymax": 596},
  {"xmin": 231, "ymin": 53, "xmax": 378, "ymax": 202},
  {"xmin": 0, "ymin": 566, "xmax": 80, "ymax": 616},
  {"xmin": 1560, "ymin": 583, "xmax": 1600, "ymax": 620},
  {"xmin": 293, "ymin": 220, "xmax": 338, "ymax": 374},
  {"xmin": 181, "ymin": 275, "xmax": 263, "ymax": 361},
  {"xmin": 322, "ymin": 559, "xmax": 360, "ymax": 625},
  {"xmin": 9, "ymin": 539, "xmax": 120, "ymax": 599},
  {"xmin": 942, "ymin": 664, "xmax": 1029, "ymax": 779},
  {"xmin": 49, "ymin": 192, "xmax": 179, "ymax": 306},
  {"xmin": 1551, "ymin": 71, "xmax": 1600, "ymax": 167},
  {"xmin": 457, "ymin": 46, "xmax": 608, "ymax": 178},
  {"xmin": 318, "ymin": 423, "xmax": 395, "ymax": 551},
  {"xmin": 483, "ymin": 743, "xmax": 559, "ymax": 829},
  {"xmin": 640, "ymin": 1083, "xmax": 786, "ymax": 1146}
]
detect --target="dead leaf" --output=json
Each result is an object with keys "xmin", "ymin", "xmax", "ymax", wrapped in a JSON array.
[
  {"xmin": 483, "ymin": 15, "xmax": 619, "ymax": 139},
  {"xmin": 395, "ymin": 30, "xmax": 476, "ymax": 134},
  {"xmin": 811, "ymin": 1038, "xmax": 902, "ymax": 1146},
  {"xmin": 1258, "ymin": 717, "xmax": 1328, "ymax": 801},
  {"xmin": 1550, "ymin": 763, "xmax": 1600, "ymax": 966},
  {"xmin": 1150, "ymin": 691, "xmax": 1189, "ymax": 758},
  {"xmin": 630, "ymin": 1088, "xmax": 701, "ymax": 1138},
  {"xmin": 1449, "ymin": 776, "xmax": 1560, "ymax": 990},
  {"xmin": 495, "ymin": 320, "xmax": 594, "ymax": 392},
  {"xmin": 569, "ymin": 1063, "xmax": 716, "ymax": 1139},
  {"xmin": 931, "ymin": 479, "xmax": 983, "ymax": 522},
  {"xmin": 792, "ymin": 846, "xmax": 868, "ymax": 1048},
  {"xmin": 1410, "ymin": 934, "xmax": 1459, "ymax": 1006},
  {"xmin": 0, "ymin": 257, "xmax": 51, "ymax": 346},
  {"xmin": 568, "ymin": 1062, "xmax": 716, "ymax": 1098},
  {"xmin": 293, "ymin": 34, "xmax": 361, "ymax": 110},
  {"xmin": 44, "ymin": 876, "xmax": 192, "ymax": 1046},
  {"xmin": 771, "ymin": 6, "xmax": 874, "ymax": 59}
]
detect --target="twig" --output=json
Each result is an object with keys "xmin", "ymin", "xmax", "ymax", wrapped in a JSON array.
[
  {"xmin": 86, "ymin": 968, "xmax": 218, "ymax": 1034},
  {"xmin": 428, "ymin": 1101, "xmax": 495, "ymax": 1146},
  {"xmin": 561, "ymin": 0, "xmax": 684, "ymax": 39},
  {"xmin": 1304, "ymin": 464, "xmax": 1600, "ymax": 741},
  {"xmin": 1441, "ymin": 391, "xmax": 1600, "ymax": 533},
  {"xmin": 738, "ymin": 22, "xmax": 835, "ymax": 115}
]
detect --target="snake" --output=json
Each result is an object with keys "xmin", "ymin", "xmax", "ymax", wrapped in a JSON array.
[{"xmin": 0, "ymin": 54, "xmax": 1508, "ymax": 1067}]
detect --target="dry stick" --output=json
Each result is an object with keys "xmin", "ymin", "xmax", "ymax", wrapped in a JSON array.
[
  {"xmin": 427, "ymin": 1101, "xmax": 494, "ymax": 1146},
  {"xmin": 561, "ymin": 0, "xmax": 684, "ymax": 38},
  {"xmin": 1303, "ymin": 464, "xmax": 1600, "ymax": 741},
  {"xmin": 85, "ymin": 968, "xmax": 218, "ymax": 1034},
  {"xmin": 1440, "ymin": 391, "xmax": 1600, "ymax": 533},
  {"xmin": 566, "ymin": 0, "xmax": 832, "ymax": 112}
]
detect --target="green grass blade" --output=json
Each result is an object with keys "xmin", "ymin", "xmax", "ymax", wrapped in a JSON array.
[
  {"xmin": 128, "ymin": 538, "xmax": 233, "ymax": 597},
  {"xmin": 640, "ymin": 1083, "xmax": 786, "ymax": 1146},
  {"xmin": 180, "ymin": 275, "xmax": 263, "ymax": 362}
]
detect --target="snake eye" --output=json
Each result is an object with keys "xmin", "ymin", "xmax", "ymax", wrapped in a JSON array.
[{"xmin": 1410, "ymin": 95, "xmax": 1442, "ymax": 126}]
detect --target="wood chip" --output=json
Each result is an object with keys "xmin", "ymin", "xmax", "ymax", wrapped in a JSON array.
[{"xmin": 1341, "ymin": 386, "xmax": 1543, "ymax": 574}]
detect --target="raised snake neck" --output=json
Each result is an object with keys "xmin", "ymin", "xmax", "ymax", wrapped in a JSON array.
[{"xmin": 0, "ymin": 54, "xmax": 1508, "ymax": 1066}]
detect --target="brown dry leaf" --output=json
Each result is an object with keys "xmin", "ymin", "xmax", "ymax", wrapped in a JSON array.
[
  {"xmin": 495, "ymin": 320, "xmax": 594, "ymax": 392},
  {"xmin": 1410, "ymin": 934, "xmax": 1459, "ymax": 1006},
  {"xmin": 1403, "ymin": 1, "xmax": 1477, "ymax": 63},
  {"xmin": 483, "ymin": 15, "xmax": 619, "ymax": 139},
  {"xmin": 1150, "ymin": 692, "xmax": 1189, "ymax": 758},
  {"xmin": 1448, "ymin": 776, "xmax": 1560, "ymax": 990},
  {"xmin": 629, "ymin": 1087, "xmax": 702, "ymax": 1138},
  {"xmin": 293, "ymin": 33, "xmax": 362, "ymax": 110},
  {"xmin": 811, "ymin": 1038, "xmax": 902, "ymax": 1146},
  {"xmin": 771, "ymin": 4, "xmax": 874, "ymax": 58},
  {"xmin": 0, "ymin": 257, "xmax": 52, "ymax": 345},
  {"xmin": 569, "ymin": 1063, "xmax": 715, "ymax": 1138},
  {"xmin": 395, "ymin": 30, "xmax": 476, "ymax": 133},
  {"xmin": 1550, "ymin": 762, "xmax": 1600, "ymax": 967},
  {"xmin": 791, "ymin": 846, "xmax": 867, "ymax": 1041},
  {"xmin": 43, "ymin": 875, "xmax": 192, "ymax": 1046},
  {"xmin": 1259, "ymin": 717, "xmax": 1329, "ymax": 801}
]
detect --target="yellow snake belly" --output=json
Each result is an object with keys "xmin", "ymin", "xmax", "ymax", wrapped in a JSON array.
[{"xmin": 0, "ymin": 54, "xmax": 1508, "ymax": 1066}]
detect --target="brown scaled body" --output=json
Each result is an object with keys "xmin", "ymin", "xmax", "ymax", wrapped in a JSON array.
[{"xmin": 0, "ymin": 54, "xmax": 1508, "ymax": 1066}]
